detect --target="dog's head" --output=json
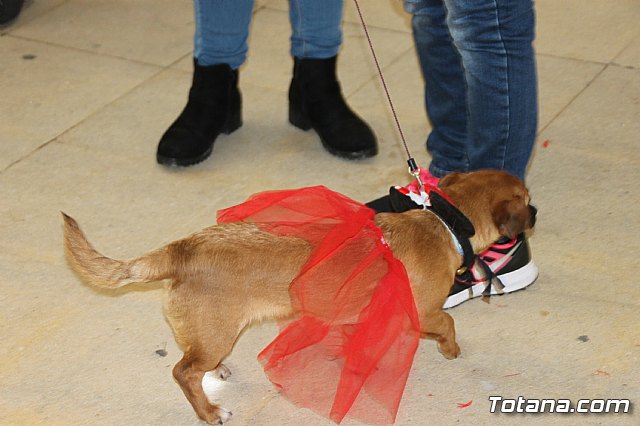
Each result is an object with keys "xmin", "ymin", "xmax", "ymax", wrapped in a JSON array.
[{"xmin": 438, "ymin": 170, "xmax": 537, "ymax": 251}]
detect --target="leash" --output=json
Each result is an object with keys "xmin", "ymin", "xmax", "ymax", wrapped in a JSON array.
[
  {"xmin": 352, "ymin": 3, "xmax": 510, "ymax": 300},
  {"xmin": 351, "ymin": 0, "xmax": 425, "ymax": 192},
  {"xmin": 353, "ymin": 1, "xmax": 480, "ymax": 278}
]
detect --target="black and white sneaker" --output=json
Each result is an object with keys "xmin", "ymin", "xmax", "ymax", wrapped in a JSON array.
[{"xmin": 444, "ymin": 233, "xmax": 538, "ymax": 309}]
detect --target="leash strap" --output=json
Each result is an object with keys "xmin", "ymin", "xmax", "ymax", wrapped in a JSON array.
[{"xmin": 352, "ymin": 0, "xmax": 424, "ymax": 189}]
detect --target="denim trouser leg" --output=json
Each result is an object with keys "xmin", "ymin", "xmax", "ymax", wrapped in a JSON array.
[
  {"xmin": 289, "ymin": 0, "xmax": 343, "ymax": 59},
  {"xmin": 408, "ymin": 0, "xmax": 469, "ymax": 177},
  {"xmin": 406, "ymin": 0, "xmax": 537, "ymax": 180},
  {"xmin": 193, "ymin": 0, "xmax": 343, "ymax": 68},
  {"xmin": 194, "ymin": 0, "xmax": 254, "ymax": 68}
]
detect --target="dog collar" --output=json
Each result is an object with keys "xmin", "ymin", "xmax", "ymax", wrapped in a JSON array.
[
  {"xmin": 429, "ymin": 211, "xmax": 464, "ymax": 257},
  {"xmin": 425, "ymin": 191, "xmax": 475, "ymax": 275}
]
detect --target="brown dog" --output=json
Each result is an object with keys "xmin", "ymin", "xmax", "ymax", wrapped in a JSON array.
[{"xmin": 63, "ymin": 170, "xmax": 535, "ymax": 424}]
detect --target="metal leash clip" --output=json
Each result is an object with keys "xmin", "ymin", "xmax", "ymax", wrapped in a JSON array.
[{"xmin": 407, "ymin": 157, "xmax": 425, "ymax": 194}]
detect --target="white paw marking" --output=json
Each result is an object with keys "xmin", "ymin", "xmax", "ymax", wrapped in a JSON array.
[{"xmin": 202, "ymin": 371, "xmax": 227, "ymax": 397}]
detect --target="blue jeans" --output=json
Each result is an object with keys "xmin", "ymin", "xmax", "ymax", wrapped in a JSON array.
[
  {"xmin": 194, "ymin": 0, "xmax": 343, "ymax": 69},
  {"xmin": 405, "ymin": 0, "xmax": 537, "ymax": 180}
]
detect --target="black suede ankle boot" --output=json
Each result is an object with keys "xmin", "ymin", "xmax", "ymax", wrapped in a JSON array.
[
  {"xmin": 288, "ymin": 56, "xmax": 377, "ymax": 160},
  {"xmin": 156, "ymin": 59, "xmax": 242, "ymax": 167}
]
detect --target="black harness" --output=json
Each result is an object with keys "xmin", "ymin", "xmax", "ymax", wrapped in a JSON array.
[{"xmin": 388, "ymin": 187, "xmax": 475, "ymax": 275}]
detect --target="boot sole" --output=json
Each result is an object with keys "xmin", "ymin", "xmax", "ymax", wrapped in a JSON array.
[
  {"xmin": 157, "ymin": 145, "xmax": 214, "ymax": 167},
  {"xmin": 321, "ymin": 141, "xmax": 378, "ymax": 160},
  {"xmin": 157, "ymin": 114, "xmax": 242, "ymax": 168},
  {"xmin": 289, "ymin": 109, "xmax": 377, "ymax": 160}
]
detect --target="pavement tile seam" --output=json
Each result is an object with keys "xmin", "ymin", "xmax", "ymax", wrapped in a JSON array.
[
  {"xmin": 0, "ymin": 72, "xmax": 168, "ymax": 175},
  {"xmin": 4, "ymin": 32, "xmax": 175, "ymax": 68},
  {"xmin": 536, "ymin": 62, "xmax": 607, "ymax": 134}
]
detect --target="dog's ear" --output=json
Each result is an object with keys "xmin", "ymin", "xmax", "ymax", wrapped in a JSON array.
[
  {"xmin": 493, "ymin": 199, "xmax": 530, "ymax": 239},
  {"xmin": 437, "ymin": 172, "xmax": 464, "ymax": 189}
]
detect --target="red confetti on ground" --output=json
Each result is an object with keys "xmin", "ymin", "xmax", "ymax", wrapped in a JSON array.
[
  {"xmin": 427, "ymin": 393, "xmax": 434, "ymax": 397},
  {"xmin": 593, "ymin": 370, "xmax": 610, "ymax": 377},
  {"xmin": 457, "ymin": 400, "xmax": 473, "ymax": 408},
  {"xmin": 503, "ymin": 372, "xmax": 521, "ymax": 377},
  {"xmin": 542, "ymin": 140, "xmax": 551, "ymax": 148}
]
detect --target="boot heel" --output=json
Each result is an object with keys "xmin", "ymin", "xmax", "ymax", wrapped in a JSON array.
[
  {"xmin": 221, "ymin": 108, "xmax": 242, "ymax": 134},
  {"xmin": 221, "ymin": 90, "xmax": 242, "ymax": 134},
  {"xmin": 288, "ymin": 56, "xmax": 378, "ymax": 160},
  {"xmin": 289, "ymin": 106, "xmax": 312, "ymax": 131}
]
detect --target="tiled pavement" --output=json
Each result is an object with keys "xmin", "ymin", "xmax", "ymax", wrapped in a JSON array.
[{"xmin": 1, "ymin": 1, "xmax": 638, "ymax": 425}]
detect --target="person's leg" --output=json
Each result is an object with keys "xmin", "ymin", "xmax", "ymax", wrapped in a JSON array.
[
  {"xmin": 406, "ymin": 0, "xmax": 469, "ymax": 178},
  {"xmin": 289, "ymin": 0, "xmax": 342, "ymax": 59},
  {"xmin": 194, "ymin": 0, "xmax": 254, "ymax": 68},
  {"xmin": 157, "ymin": 0, "xmax": 253, "ymax": 167},
  {"xmin": 372, "ymin": 0, "xmax": 538, "ymax": 306},
  {"xmin": 287, "ymin": 0, "xmax": 378, "ymax": 159},
  {"xmin": 406, "ymin": 0, "xmax": 537, "ymax": 180},
  {"xmin": 444, "ymin": 0, "xmax": 538, "ymax": 180}
]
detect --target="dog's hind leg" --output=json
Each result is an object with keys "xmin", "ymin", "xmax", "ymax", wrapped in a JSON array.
[
  {"xmin": 172, "ymin": 325, "xmax": 241, "ymax": 425},
  {"xmin": 420, "ymin": 311, "xmax": 461, "ymax": 360},
  {"xmin": 165, "ymin": 282, "xmax": 245, "ymax": 425}
]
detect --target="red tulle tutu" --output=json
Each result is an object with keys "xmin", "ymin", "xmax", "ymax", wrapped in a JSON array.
[{"xmin": 217, "ymin": 186, "xmax": 420, "ymax": 424}]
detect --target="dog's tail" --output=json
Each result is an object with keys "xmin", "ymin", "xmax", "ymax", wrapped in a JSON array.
[{"xmin": 62, "ymin": 212, "xmax": 172, "ymax": 289}]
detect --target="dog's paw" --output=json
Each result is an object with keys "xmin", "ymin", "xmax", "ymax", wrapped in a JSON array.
[
  {"xmin": 201, "ymin": 406, "xmax": 232, "ymax": 425},
  {"xmin": 438, "ymin": 342, "xmax": 461, "ymax": 360},
  {"xmin": 215, "ymin": 408, "xmax": 233, "ymax": 424},
  {"xmin": 213, "ymin": 364, "xmax": 232, "ymax": 380}
]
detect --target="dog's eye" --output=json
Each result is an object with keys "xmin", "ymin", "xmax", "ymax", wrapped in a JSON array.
[{"xmin": 514, "ymin": 193, "xmax": 530, "ymax": 205}]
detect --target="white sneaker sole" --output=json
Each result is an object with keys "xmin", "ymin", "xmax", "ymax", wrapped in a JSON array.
[{"xmin": 443, "ymin": 260, "xmax": 539, "ymax": 309}]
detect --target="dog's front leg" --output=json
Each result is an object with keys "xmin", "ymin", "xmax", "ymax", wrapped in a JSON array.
[{"xmin": 420, "ymin": 310, "xmax": 461, "ymax": 359}]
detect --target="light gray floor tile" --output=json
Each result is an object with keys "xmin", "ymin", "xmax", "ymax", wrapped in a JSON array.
[
  {"xmin": 535, "ymin": 0, "xmax": 640, "ymax": 64},
  {"xmin": 45, "ymin": 68, "xmax": 192, "ymax": 162},
  {"xmin": 614, "ymin": 34, "xmax": 640, "ymax": 69},
  {"xmin": 0, "ymin": 0, "xmax": 68, "ymax": 31},
  {"xmin": 10, "ymin": 0, "xmax": 194, "ymax": 66},
  {"xmin": 0, "ymin": 36, "xmax": 159, "ymax": 171},
  {"xmin": 535, "ymin": 65, "xmax": 640, "ymax": 161},
  {"xmin": 527, "ymin": 146, "xmax": 639, "ymax": 306},
  {"xmin": 0, "ymin": 140, "xmax": 241, "ymax": 266},
  {"xmin": 0, "ymin": 257, "xmax": 219, "ymax": 425},
  {"xmin": 537, "ymin": 55, "xmax": 606, "ymax": 131}
]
